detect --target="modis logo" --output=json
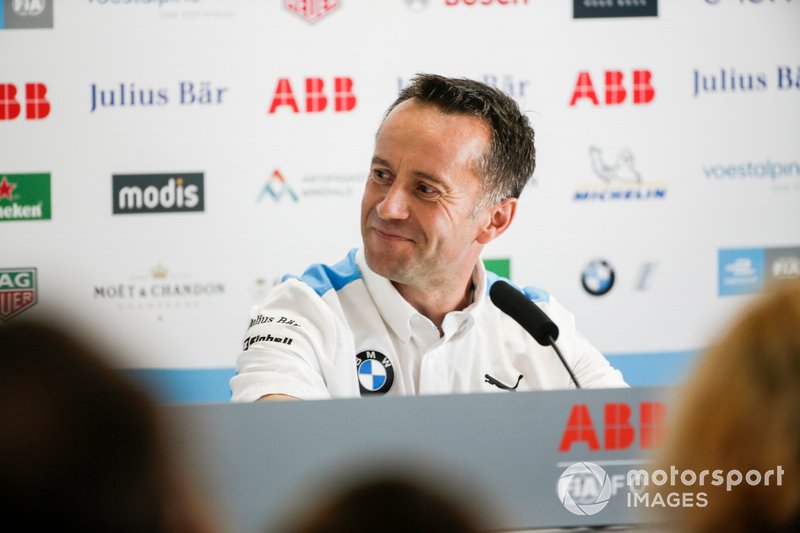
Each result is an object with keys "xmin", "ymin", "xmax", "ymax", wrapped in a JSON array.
[
  {"xmin": 558, "ymin": 402, "xmax": 667, "ymax": 452},
  {"xmin": 0, "ymin": 83, "xmax": 50, "ymax": 120},
  {"xmin": 284, "ymin": 0, "xmax": 340, "ymax": 24},
  {"xmin": 445, "ymin": 0, "xmax": 530, "ymax": 6},
  {"xmin": 112, "ymin": 173, "xmax": 204, "ymax": 214},
  {"xmin": 268, "ymin": 77, "xmax": 356, "ymax": 114},
  {"xmin": 569, "ymin": 70, "xmax": 654, "ymax": 106}
]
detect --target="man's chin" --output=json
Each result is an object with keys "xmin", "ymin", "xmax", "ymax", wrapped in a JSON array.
[{"xmin": 363, "ymin": 247, "xmax": 411, "ymax": 281}]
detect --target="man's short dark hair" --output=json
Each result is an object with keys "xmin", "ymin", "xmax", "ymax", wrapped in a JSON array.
[{"xmin": 384, "ymin": 73, "xmax": 536, "ymax": 207}]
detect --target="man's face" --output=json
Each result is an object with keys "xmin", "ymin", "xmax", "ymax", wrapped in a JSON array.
[{"xmin": 361, "ymin": 99, "xmax": 493, "ymax": 289}]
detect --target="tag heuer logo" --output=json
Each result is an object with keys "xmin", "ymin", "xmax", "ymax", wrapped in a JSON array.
[
  {"xmin": 284, "ymin": 0, "xmax": 340, "ymax": 24},
  {"xmin": 0, "ymin": 268, "xmax": 37, "ymax": 320}
]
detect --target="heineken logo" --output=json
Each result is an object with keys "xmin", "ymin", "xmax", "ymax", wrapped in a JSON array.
[
  {"xmin": 0, "ymin": 173, "xmax": 52, "ymax": 222},
  {"xmin": 0, "ymin": 268, "xmax": 38, "ymax": 320}
]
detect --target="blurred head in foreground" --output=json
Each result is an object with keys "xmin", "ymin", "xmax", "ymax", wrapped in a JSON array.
[
  {"xmin": 654, "ymin": 279, "xmax": 800, "ymax": 532},
  {"xmin": 278, "ymin": 473, "xmax": 489, "ymax": 533},
  {"xmin": 0, "ymin": 318, "xmax": 213, "ymax": 533}
]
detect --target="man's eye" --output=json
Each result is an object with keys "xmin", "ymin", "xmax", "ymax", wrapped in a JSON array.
[
  {"xmin": 371, "ymin": 169, "xmax": 391, "ymax": 182},
  {"xmin": 417, "ymin": 183, "xmax": 438, "ymax": 195}
]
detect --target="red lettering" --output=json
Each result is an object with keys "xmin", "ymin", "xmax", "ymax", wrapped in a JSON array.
[
  {"xmin": 25, "ymin": 83, "xmax": 50, "ymax": 120},
  {"xmin": 305, "ymin": 78, "xmax": 327, "ymax": 113},
  {"xmin": 0, "ymin": 84, "xmax": 22, "ymax": 120},
  {"xmin": 569, "ymin": 72, "xmax": 599, "ymax": 106},
  {"xmin": 268, "ymin": 78, "xmax": 300, "ymax": 113},
  {"xmin": 640, "ymin": 401, "xmax": 667, "ymax": 448},
  {"xmin": 633, "ymin": 69, "xmax": 655, "ymax": 104},
  {"xmin": 604, "ymin": 71, "xmax": 626, "ymax": 105},
  {"xmin": 558, "ymin": 404, "xmax": 601, "ymax": 452},
  {"xmin": 334, "ymin": 77, "xmax": 356, "ymax": 112},
  {"xmin": 604, "ymin": 403, "xmax": 635, "ymax": 450}
]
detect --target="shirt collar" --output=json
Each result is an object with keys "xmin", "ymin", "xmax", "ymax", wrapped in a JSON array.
[{"xmin": 356, "ymin": 249, "xmax": 486, "ymax": 343}]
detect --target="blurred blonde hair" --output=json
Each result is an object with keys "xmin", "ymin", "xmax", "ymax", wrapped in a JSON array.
[{"xmin": 654, "ymin": 279, "xmax": 800, "ymax": 532}]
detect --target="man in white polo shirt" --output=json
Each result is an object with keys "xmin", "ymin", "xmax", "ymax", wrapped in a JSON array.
[{"xmin": 231, "ymin": 74, "xmax": 626, "ymax": 401}]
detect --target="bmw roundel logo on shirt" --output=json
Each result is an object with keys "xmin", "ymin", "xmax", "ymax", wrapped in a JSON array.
[{"xmin": 355, "ymin": 350, "xmax": 394, "ymax": 396}]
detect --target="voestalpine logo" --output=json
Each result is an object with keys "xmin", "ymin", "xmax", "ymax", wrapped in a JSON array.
[
  {"xmin": 0, "ymin": 173, "xmax": 51, "ymax": 222},
  {"xmin": 0, "ymin": 268, "xmax": 37, "ymax": 320},
  {"xmin": 573, "ymin": 0, "xmax": 657, "ymax": 19},
  {"xmin": 284, "ymin": 0, "xmax": 340, "ymax": 24},
  {"xmin": 0, "ymin": 0, "xmax": 53, "ymax": 30},
  {"xmin": 112, "ymin": 173, "xmax": 204, "ymax": 214}
]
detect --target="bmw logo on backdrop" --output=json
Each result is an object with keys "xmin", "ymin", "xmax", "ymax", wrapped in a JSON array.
[{"xmin": 582, "ymin": 260, "xmax": 615, "ymax": 296}]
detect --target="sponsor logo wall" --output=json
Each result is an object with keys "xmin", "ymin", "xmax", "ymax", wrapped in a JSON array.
[{"xmin": 1, "ymin": 1, "xmax": 798, "ymax": 402}]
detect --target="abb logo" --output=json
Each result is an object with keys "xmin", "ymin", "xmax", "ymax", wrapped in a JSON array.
[
  {"xmin": 558, "ymin": 402, "xmax": 667, "ymax": 452},
  {"xmin": 0, "ymin": 83, "xmax": 50, "ymax": 120},
  {"xmin": 569, "ymin": 70, "xmax": 655, "ymax": 106},
  {"xmin": 268, "ymin": 77, "xmax": 356, "ymax": 114}
]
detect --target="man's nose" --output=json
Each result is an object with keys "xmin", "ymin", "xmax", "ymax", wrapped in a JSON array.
[{"xmin": 375, "ymin": 180, "xmax": 410, "ymax": 220}]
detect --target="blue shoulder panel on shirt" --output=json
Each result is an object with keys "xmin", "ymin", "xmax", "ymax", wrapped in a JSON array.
[
  {"xmin": 283, "ymin": 248, "xmax": 362, "ymax": 297},
  {"xmin": 485, "ymin": 271, "xmax": 550, "ymax": 303}
]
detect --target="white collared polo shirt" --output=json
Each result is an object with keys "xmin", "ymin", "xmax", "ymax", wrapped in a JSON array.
[{"xmin": 230, "ymin": 249, "xmax": 627, "ymax": 401}]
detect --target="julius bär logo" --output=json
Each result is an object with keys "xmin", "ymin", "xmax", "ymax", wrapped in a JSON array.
[
  {"xmin": 570, "ymin": 70, "xmax": 654, "ymax": 106},
  {"xmin": 0, "ymin": 83, "xmax": 50, "ymax": 120},
  {"xmin": 0, "ymin": 173, "xmax": 52, "ymax": 222},
  {"xmin": 284, "ymin": 0, "xmax": 340, "ymax": 24},
  {"xmin": 112, "ymin": 173, "xmax": 204, "ymax": 214},
  {"xmin": 268, "ymin": 77, "xmax": 356, "ymax": 114},
  {"xmin": 0, "ymin": 268, "xmax": 37, "ymax": 320}
]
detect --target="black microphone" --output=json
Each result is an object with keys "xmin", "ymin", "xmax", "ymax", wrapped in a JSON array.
[{"xmin": 489, "ymin": 280, "xmax": 581, "ymax": 389}]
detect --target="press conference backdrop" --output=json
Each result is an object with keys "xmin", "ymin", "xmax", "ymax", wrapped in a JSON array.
[{"xmin": 1, "ymin": 0, "xmax": 798, "ymax": 403}]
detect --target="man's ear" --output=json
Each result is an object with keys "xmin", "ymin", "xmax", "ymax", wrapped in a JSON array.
[{"xmin": 476, "ymin": 198, "xmax": 517, "ymax": 245}]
